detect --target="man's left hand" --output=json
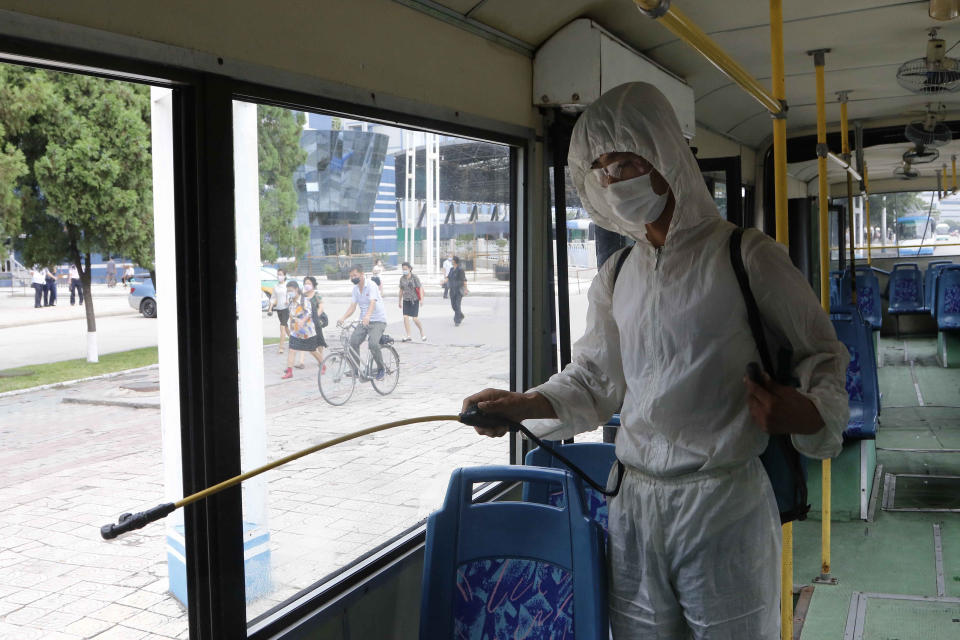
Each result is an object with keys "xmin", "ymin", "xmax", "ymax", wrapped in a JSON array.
[
  {"xmin": 745, "ymin": 373, "xmax": 824, "ymax": 436},
  {"xmin": 362, "ymin": 316, "xmax": 370, "ymax": 326}
]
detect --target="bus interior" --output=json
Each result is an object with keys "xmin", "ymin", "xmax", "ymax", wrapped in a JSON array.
[{"xmin": 1, "ymin": 1, "xmax": 960, "ymax": 639}]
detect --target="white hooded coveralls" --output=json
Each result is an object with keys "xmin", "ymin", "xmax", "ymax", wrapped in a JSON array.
[{"xmin": 527, "ymin": 83, "xmax": 850, "ymax": 639}]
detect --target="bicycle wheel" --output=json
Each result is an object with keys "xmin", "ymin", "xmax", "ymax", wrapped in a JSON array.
[
  {"xmin": 319, "ymin": 352, "xmax": 356, "ymax": 405},
  {"xmin": 370, "ymin": 345, "xmax": 400, "ymax": 395}
]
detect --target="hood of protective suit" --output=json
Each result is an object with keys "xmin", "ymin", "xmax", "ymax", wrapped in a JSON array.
[{"xmin": 568, "ymin": 82, "xmax": 718, "ymax": 243}]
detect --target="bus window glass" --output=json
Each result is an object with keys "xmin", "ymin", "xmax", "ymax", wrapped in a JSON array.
[
  {"xmin": 231, "ymin": 102, "xmax": 513, "ymax": 621},
  {"xmin": 830, "ymin": 191, "xmax": 960, "ymax": 259}
]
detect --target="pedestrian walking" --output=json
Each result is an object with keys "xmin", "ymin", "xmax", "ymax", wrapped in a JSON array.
[
  {"xmin": 397, "ymin": 261, "xmax": 426, "ymax": 342},
  {"xmin": 447, "ymin": 256, "xmax": 467, "ymax": 326},
  {"xmin": 293, "ymin": 275, "xmax": 327, "ymax": 369},
  {"xmin": 281, "ymin": 279, "xmax": 324, "ymax": 379},
  {"xmin": 441, "ymin": 253, "xmax": 453, "ymax": 299},
  {"xmin": 106, "ymin": 257, "xmax": 117, "ymax": 287},
  {"xmin": 371, "ymin": 258, "xmax": 385, "ymax": 295},
  {"xmin": 268, "ymin": 268, "xmax": 291, "ymax": 353},
  {"xmin": 30, "ymin": 265, "xmax": 45, "ymax": 308},
  {"xmin": 44, "ymin": 266, "xmax": 57, "ymax": 306},
  {"xmin": 69, "ymin": 264, "xmax": 84, "ymax": 306}
]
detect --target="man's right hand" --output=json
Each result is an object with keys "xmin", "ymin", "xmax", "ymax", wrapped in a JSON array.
[{"xmin": 461, "ymin": 389, "xmax": 556, "ymax": 437}]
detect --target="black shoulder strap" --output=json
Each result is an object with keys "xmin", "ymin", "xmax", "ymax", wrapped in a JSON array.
[
  {"xmin": 729, "ymin": 228, "xmax": 775, "ymax": 377},
  {"xmin": 611, "ymin": 246, "xmax": 633, "ymax": 292}
]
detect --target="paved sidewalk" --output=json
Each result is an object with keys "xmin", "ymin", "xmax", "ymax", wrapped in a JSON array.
[{"xmin": 0, "ymin": 298, "xmax": 514, "ymax": 638}]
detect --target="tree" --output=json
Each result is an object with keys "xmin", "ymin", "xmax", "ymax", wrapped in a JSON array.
[
  {"xmin": 1, "ymin": 66, "xmax": 152, "ymax": 361},
  {"xmin": 257, "ymin": 106, "xmax": 308, "ymax": 263},
  {"xmin": 0, "ymin": 123, "xmax": 28, "ymax": 244}
]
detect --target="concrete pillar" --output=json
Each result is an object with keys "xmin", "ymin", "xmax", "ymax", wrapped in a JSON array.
[
  {"xmin": 151, "ymin": 87, "xmax": 187, "ymax": 602},
  {"xmin": 232, "ymin": 100, "xmax": 271, "ymax": 600}
]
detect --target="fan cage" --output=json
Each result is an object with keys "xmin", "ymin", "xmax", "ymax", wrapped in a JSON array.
[
  {"xmin": 903, "ymin": 146, "xmax": 940, "ymax": 164},
  {"xmin": 894, "ymin": 165, "xmax": 920, "ymax": 179},
  {"xmin": 904, "ymin": 121, "xmax": 952, "ymax": 147},
  {"xmin": 896, "ymin": 57, "xmax": 960, "ymax": 94}
]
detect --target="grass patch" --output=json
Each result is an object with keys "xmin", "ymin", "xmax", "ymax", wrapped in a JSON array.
[
  {"xmin": 0, "ymin": 347, "xmax": 159, "ymax": 393},
  {"xmin": 1, "ymin": 338, "xmax": 284, "ymax": 393}
]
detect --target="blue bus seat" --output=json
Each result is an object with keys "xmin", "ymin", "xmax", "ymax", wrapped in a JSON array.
[
  {"xmin": 935, "ymin": 265, "xmax": 960, "ymax": 331},
  {"xmin": 420, "ymin": 466, "xmax": 608, "ymax": 640},
  {"xmin": 839, "ymin": 266, "xmax": 882, "ymax": 329},
  {"xmin": 829, "ymin": 270, "xmax": 843, "ymax": 309},
  {"xmin": 887, "ymin": 263, "xmax": 925, "ymax": 314},
  {"xmin": 524, "ymin": 442, "xmax": 618, "ymax": 532},
  {"xmin": 925, "ymin": 261, "xmax": 953, "ymax": 315},
  {"xmin": 831, "ymin": 306, "xmax": 879, "ymax": 439}
]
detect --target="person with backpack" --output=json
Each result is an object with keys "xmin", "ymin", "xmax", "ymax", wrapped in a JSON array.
[{"xmin": 461, "ymin": 83, "xmax": 849, "ymax": 639}]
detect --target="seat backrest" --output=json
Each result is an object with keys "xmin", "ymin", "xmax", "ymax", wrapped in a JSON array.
[
  {"xmin": 925, "ymin": 261, "xmax": 953, "ymax": 312},
  {"xmin": 935, "ymin": 265, "xmax": 960, "ymax": 330},
  {"xmin": 420, "ymin": 466, "xmax": 607, "ymax": 640},
  {"xmin": 839, "ymin": 268, "xmax": 882, "ymax": 328},
  {"xmin": 524, "ymin": 442, "xmax": 618, "ymax": 531},
  {"xmin": 830, "ymin": 306, "xmax": 879, "ymax": 438},
  {"xmin": 888, "ymin": 263, "xmax": 924, "ymax": 313},
  {"xmin": 829, "ymin": 270, "xmax": 843, "ymax": 308}
]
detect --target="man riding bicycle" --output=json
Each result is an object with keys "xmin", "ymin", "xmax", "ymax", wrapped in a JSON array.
[{"xmin": 338, "ymin": 265, "xmax": 388, "ymax": 380}]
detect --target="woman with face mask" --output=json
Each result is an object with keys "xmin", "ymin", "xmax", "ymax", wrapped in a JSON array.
[
  {"xmin": 281, "ymin": 279, "xmax": 324, "ymax": 379},
  {"xmin": 397, "ymin": 262, "xmax": 426, "ymax": 342}
]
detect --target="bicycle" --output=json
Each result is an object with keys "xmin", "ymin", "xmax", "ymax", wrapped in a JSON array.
[{"xmin": 318, "ymin": 320, "xmax": 400, "ymax": 405}]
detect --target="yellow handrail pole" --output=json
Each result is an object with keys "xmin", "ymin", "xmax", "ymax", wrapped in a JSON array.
[
  {"xmin": 864, "ymin": 162, "xmax": 872, "ymax": 264},
  {"xmin": 953, "ymin": 155, "xmax": 957, "ymax": 193},
  {"xmin": 839, "ymin": 92, "xmax": 857, "ymax": 306},
  {"xmin": 808, "ymin": 50, "xmax": 839, "ymax": 590},
  {"xmin": 769, "ymin": 4, "xmax": 792, "ymax": 639},
  {"xmin": 771, "ymin": 0, "xmax": 788, "ymax": 247},
  {"xmin": 634, "ymin": 0, "xmax": 784, "ymax": 115}
]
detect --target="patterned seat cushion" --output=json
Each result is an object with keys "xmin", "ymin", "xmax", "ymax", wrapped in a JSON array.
[
  {"xmin": 892, "ymin": 277, "xmax": 921, "ymax": 308},
  {"xmin": 844, "ymin": 345, "xmax": 864, "ymax": 403},
  {"xmin": 945, "ymin": 285, "xmax": 960, "ymax": 315},
  {"xmin": 454, "ymin": 558, "xmax": 574, "ymax": 639}
]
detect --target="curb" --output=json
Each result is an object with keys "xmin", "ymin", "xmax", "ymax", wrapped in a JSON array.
[
  {"xmin": 62, "ymin": 397, "xmax": 160, "ymax": 409},
  {"xmin": 0, "ymin": 364, "xmax": 159, "ymax": 398}
]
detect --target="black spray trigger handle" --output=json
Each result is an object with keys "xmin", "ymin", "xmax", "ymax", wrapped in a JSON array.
[
  {"xmin": 746, "ymin": 362, "xmax": 765, "ymax": 385},
  {"xmin": 459, "ymin": 404, "xmax": 520, "ymax": 433}
]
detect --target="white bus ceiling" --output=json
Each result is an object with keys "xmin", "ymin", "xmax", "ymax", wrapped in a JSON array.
[{"xmin": 2, "ymin": 0, "xmax": 958, "ymax": 191}]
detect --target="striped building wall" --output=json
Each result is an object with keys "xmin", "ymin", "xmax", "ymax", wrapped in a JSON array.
[{"xmin": 369, "ymin": 156, "xmax": 398, "ymax": 264}]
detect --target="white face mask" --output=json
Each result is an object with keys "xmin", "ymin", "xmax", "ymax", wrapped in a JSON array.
[
  {"xmin": 303, "ymin": 283, "xmax": 313, "ymax": 292},
  {"xmin": 402, "ymin": 270, "xmax": 410, "ymax": 276},
  {"xmin": 600, "ymin": 172, "xmax": 669, "ymax": 227}
]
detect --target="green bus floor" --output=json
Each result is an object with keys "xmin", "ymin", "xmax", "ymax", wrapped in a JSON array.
[
  {"xmin": 793, "ymin": 513, "xmax": 960, "ymax": 638},
  {"xmin": 796, "ymin": 336, "xmax": 960, "ymax": 638}
]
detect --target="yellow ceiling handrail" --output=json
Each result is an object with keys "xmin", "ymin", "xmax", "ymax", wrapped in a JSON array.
[{"xmin": 634, "ymin": 0, "xmax": 785, "ymax": 116}]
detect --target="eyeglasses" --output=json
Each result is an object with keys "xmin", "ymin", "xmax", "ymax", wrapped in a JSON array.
[
  {"xmin": 591, "ymin": 157, "xmax": 653, "ymax": 184},
  {"xmin": 593, "ymin": 160, "xmax": 633, "ymax": 181}
]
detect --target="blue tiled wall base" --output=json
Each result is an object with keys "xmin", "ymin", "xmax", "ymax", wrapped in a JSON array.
[
  {"xmin": 167, "ymin": 522, "xmax": 272, "ymax": 606},
  {"xmin": 454, "ymin": 558, "xmax": 574, "ymax": 639}
]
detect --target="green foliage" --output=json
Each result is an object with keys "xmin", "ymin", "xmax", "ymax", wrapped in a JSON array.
[
  {"xmin": 0, "ymin": 122, "xmax": 27, "ymax": 241},
  {"xmin": 0, "ymin": 65, "xmax": 153, "ymax": 273},
  {"xmin": 258, "ymin": 105, "xmax": 308, "ymax": 262}
]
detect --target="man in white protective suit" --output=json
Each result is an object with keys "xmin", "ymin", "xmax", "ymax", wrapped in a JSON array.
[{"xmin": 462, "ymin": 82, "xmax": 850, "ymax": 639}]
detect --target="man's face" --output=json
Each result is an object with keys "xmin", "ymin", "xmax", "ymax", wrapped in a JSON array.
[{"xmin": 591, "ymin": 152, "xmax": 669, "ymax": 195}]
